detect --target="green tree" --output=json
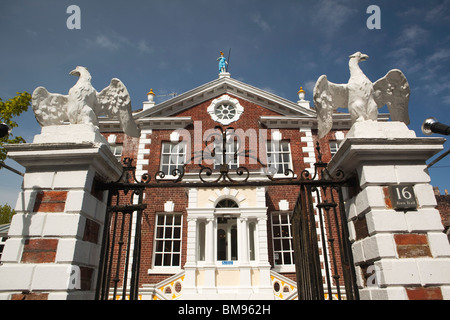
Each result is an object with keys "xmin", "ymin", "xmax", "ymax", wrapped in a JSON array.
[
  {"xmin": 0, "ymin": 92, "xmax": 32, "ymax": 163},
  {"xmin": 0, "ymin": 204, "xmax": 16, "ymax": 224}
]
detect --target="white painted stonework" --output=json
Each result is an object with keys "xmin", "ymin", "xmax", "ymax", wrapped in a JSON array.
[
  {"xmin": 328, "ymin": 121, "xmax": 450, "ymax": 300},
  {"xmin": 207, "ymin": 94, "xmax": 244, "ymax": 126},
  {"xmin": 182, "ymin": 187, "xmax": 273, "ymax": 299},
  {"xmin": 0, "ymin": 125, "xmax": 122, "ymax": 300}
]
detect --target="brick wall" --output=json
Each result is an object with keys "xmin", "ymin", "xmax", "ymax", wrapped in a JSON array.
[
  {"xmin": 436, "ymin": 194, "xmax": 450, "ymax": 238},
  {"xmin": 100, "ymin": 94, "xmax": 351, "ymax": 292}
]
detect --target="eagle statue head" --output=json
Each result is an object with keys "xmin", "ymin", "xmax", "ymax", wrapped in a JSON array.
[{"xmin": 349, "ymin": 51, "xmax": 369, "ymax": 62}]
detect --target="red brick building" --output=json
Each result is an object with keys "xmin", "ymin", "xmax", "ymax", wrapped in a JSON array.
[{"xmin": 98, "ymin": 71, "xmax": 356, "ymax": 300}]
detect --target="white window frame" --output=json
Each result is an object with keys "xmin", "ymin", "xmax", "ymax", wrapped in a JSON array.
[
  {"xmin": 266, "ymin": 140, "xmax": 293, "ymax": 177},
  {"xmin": 150, "ymin": 213, "xmax": 183, "ymax": 273},
  {"xmin": 329, "ymin": 140, "xmax": 339, "ymax": 157},
  {"xmin": 271, "ymin": 212, "xmax": 295, "ymax": 272},
  {"xmin": 159, "ymin": 142, "xmax": 186, "ymax": 179},
  {"xmin": 213, "ymin": 139, "xmax": 239, "ymax": 170},
  {"xmin": 110, "ymin": 144, "xmax": 123, "ymax": 160}
]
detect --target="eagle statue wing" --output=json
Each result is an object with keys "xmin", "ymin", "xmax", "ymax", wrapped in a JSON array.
[
  {"xmin": 313, "ymin": 75, "xmax": 349, "ymax": 139},
  {"xmin": 373, "ymin": 69, "xmax": 410, "ymax": 125},
  {"xmin": 96, "ymin": 78, "xmax": 140, "ymax": 137},
  {"xmin": 32, "ymin": 87, "xmax": 69, "ymax": 126}
]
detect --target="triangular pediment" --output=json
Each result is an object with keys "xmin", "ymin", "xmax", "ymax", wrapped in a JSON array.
[{"xmin": 133, "ymin": 76, "xmax": 317, "ymax": 120}]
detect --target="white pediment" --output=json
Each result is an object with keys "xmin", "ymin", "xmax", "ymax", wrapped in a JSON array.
[{"xmin": 133, "ymin": 76, "xmax": 317, "ymax": 121}]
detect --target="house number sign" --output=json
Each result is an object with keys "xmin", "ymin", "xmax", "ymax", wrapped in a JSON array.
[{"xmin": 388, "ymin": 185, "xmax": 417, "ymax": 211}]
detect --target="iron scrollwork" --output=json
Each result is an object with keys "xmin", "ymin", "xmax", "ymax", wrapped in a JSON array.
[{"xmin": 106, "ymin": 126, "xmax": 346, "ymax": 188}]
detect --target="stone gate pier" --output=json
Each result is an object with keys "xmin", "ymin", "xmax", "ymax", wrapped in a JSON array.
[
  {"xmin": 328, "ymin": 121, "xmax": 450, "ymax": 300},
  {"xmin": 0, "ymin": 124, "xmax": 121, "ymax": 299}
]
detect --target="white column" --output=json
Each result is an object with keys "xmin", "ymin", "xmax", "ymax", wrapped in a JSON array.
[
  {"xmin": 257, "ymin": 216, "xmax": 270, "ymax": 265},
  {"xmin": 239, "ymin": 217, "xmax": 250, "ymax": 264},
  {"xmin": 183, "ymin": 217, "xmax": 198, "ymax": 297},
  {"xmin": 256, "ymin": 215, "xmax": 272, "ymax": 297},
  {"xmin": 239, "ymin": 217, "xmax": 252, "ymax": 294},
  {"xmin": 185, "ymin": 217, "xmax": 198, "ymax": 267},
  {"xmin": 205, "ymin": 218, "xmax": 215, "ymax": 265},
  {"xmin": 203, "ymin": 217, "xmax": 216, "ymax": 294}
]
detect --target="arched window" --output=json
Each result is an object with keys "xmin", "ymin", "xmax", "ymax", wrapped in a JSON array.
[
  {"xmin": 215, "ymin": 198, "xmax": 238, "ymax": 261},
  {"xmin": 215, "ymin": 198, "xmax": 238, "ymax": 208}
]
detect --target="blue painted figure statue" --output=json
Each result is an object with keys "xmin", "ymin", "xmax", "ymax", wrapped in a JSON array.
[{"xmin": 217, "ymin": 51, "xmax": 228, "ymax": 73}]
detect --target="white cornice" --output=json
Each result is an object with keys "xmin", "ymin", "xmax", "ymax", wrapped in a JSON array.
[
  {"xmin": 259, "ymin": 113, "xmax": 390, "ymax": 129},
  {"xmin": 133, "ymin": 77, "xmax": 316, "ymax": 120}
]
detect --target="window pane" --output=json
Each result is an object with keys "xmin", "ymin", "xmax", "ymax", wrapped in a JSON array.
[
  {"xmin": 283, "ymin": 252, "xmax": 292, "ymax": 264},
  {"xmin": 273, "ymin": 226, "xmax": 281, "ymax": 238},
  {"xmin": 275, "ymin": 252, "xmax": 282, "ymax": 265},
  {"xmin": 172, "ymin": 254, "xmax": 180, "ymax": 266},
  {"xmin": 274, "ymin": 239, "xmax": 281, "ymax": 251},
  {"xmin": 281, "ymin": 226, "xmax": 290, "ymax": 238},
  {"xmin": 156, "ymin": 227, "xmax": 164, "ymax": 239},
  {"xmin": 163, "ymin": 254, "xmax": 171, "ymax": 266},
  {"xmin": 165, "ymin": 227, "xmax": 173, "ymax": 238},
  {"xmin": 282, "ymin": 239, "xmax": 290, "ymax": 251},
  {"xmin": 173, "ymin": 241, "xmax": 181, "ymax": 253},
  {"xmin": 162, "ymin": 144, "xmax": 171, "ymax": 153},
  {"xmin": 173, "ymin": 227, "xmax": 181, "ymax": 238},
  {"xmin": 154, "ymin": 253, "xmax": 162, "ymax": 266},
  {"xmin": 164, "ymin": 241, "xmax": 172, "ymax": 252}
]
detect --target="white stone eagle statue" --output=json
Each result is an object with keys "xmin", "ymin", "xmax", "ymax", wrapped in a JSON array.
[
  {"xmin": 313, "ymin": 52, "xmax": 410, "ymax": 139},
  {"xmin": 32, "ymin": 66, "xmax": 140, "ymax": 137}
]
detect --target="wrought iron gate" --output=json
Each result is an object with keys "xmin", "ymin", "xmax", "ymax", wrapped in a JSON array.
[
  {"xmin": 95, "ymin": 127, "xmax": 359, "ymax": 300},
  {"xmin": 291, "ymin": 162, "xmax": 359, "ymax": 300}
]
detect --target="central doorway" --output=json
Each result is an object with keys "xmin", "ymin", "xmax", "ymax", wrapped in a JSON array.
[{"xmin": 217, "ymin": 216, "xmax": 238, "ymax": 261}]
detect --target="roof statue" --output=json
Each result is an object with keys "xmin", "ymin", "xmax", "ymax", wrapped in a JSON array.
[
  {"xmin": 32, "ymin": 66, "xmax": 141, "ymax": 137},
  {"xmin": 217, "ymin": 51, "xmax": 228, "ymax": 73},
  {"xmin": 313, "ymin": 51, "xmax": 410, "ymax": 139}
]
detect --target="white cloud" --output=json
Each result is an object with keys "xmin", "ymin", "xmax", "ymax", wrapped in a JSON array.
[
  {"xmin": 442, "ymin": 95, "xmax": 450, "ymax": 106},
  {"xmin": 425, "ymin": 0, "xmax": 450, "ymax": 22},
  {"xmin": 396, "ymin": 25, "xmax": 429, "ymax": 47},
  {"xmin": 94, "ymin": 34, "xmax": 121, "ymax": 50},
  {"xmin": 304, "ymin": 80, "xmax": 316, "ymax": 95},
  {"xmin": 311, "ymin": 0, "xmax": 357, "ymax": 35},
  {"xmin": 86, "ymin": 33, "xmax": 155, "ymax": 57},
  {"xmin": 137, "ymin": 40, "xmax": 154, "ymax": 55},
  {"xmin": 251, "ymin": 12, "xmax": 271, "ymax": 32},
  {"xmin": 387, "ymin": 47, "xmax": 423, "ymax": 74},
  {"xmin": 426, "ymin": 48, "xmax": 450, "ymax": 64}
]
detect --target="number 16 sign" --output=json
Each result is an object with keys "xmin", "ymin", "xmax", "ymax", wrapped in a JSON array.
[{"xmin": 388, "ymin": 185, "xmax": 417, "ymax": 211}]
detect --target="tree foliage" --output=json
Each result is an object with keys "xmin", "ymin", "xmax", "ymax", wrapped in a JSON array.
[
  {"xmin": 0, "ymin": 92, "xmax": 32, "ymax": 163},
  {"xmin": 0, "ymin": 203, "xmax": 16, "ymax": 224}
]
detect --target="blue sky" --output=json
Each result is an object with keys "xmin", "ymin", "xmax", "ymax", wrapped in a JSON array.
[{"xmin": 1, "ymin": 0, "xmax": 450, "ymax": 206}]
